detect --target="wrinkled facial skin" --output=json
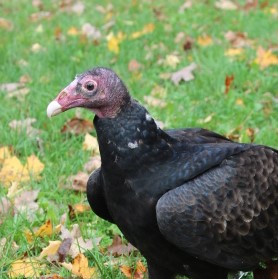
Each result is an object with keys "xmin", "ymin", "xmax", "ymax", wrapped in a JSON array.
[{"xmin": 47, "ymin": 67, "xmax": 131, "ymax": 118}]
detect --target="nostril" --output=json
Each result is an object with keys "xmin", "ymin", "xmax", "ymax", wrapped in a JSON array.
[{"xmin": 58, "ymin": 91, "xmax": 67, "ymax": 100}]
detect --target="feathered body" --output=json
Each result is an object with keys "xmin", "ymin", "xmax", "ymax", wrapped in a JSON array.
[{"xmin": 47, "ymin": 67, "xmax": 278, "ymax": 279}]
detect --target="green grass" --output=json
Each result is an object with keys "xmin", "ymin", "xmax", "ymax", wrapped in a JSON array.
[{"xmin": 0, "ymin": 0, "xmax": 277, "ymax": 278}]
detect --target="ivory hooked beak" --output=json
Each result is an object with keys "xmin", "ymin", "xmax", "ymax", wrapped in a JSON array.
[{"xmin": 47, "ymin": 100, "xmax": 62, "ymax": 118}]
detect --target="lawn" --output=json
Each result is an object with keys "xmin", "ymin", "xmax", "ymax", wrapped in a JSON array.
[{"xmin": 0, "ymin": 0, "xmax": 277, "ymax": 278}]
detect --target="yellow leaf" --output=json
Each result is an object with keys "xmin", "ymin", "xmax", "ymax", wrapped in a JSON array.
[
  {"xmin": 25, "ymin": 154, "xmax": 45, "ymax": 177},
  {"xmin": 63, "ymin": 253, "xmax": 96, "ymax": 279},
  {"xmin": 197, "ymin": 35, "xmax": 213, "ymax": 46},
  {"xmin": 254, "ymin": 46, "xmax": 278, "ymax": 69},
  {"xmin": 82, "ymin": 133, "xmax": 99, "ymax": 154},
  {"xmin": 67, "ymin": 27, "xmax": 79, "ymax": 36},
  {"xmin": 8, "ymin": 258, "xmax": 43, "ymax": 278},
  {"xmin": 73, "ymin": 203, "xmax": 91, "ymax": 213},
  {"xmin": 7, "ymin": 182, "xmax": 20, "ymax": 198},
  {"xmin": 39, "ymin": 240, "xmax": 61, "ymax": 259},
  {"xmin": 236, "ymin": 98, "xmax": 244, "ymax": 106},
  {"xmin": 164, "ymin": 54, "xmax": 180, "ymax": 68},
  {"xmin": 25, "ymin": 219, "xmax": 53, "ymax": 243},
  {"xmin": 107, "ymin": 32, "xmax": 125, "ymax": 54},
  {"xmin": 0, "ymin": 156, "xmax": 28, "ymax": 187},
  {"xmin": 225, "ymin": 48, "xmax": 244, "ymax": 57},
  {"xmin": 36, "ymin": 219, "xmax": 53, "ymax": 237},
  {"xmin": 130, "ymin": 23, "xmax": 155, "ymax": 39},
  {"xmin": 0, "ymin": 146, "xmax": 11, "ymax": 163}
]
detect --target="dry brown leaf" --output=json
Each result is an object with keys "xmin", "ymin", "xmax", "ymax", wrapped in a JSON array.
[
  {"xmin": 7, "ymin": 87, "xmax": 30, "ymax": 100},
  {"xmin": 0, "ymin": 82, "xmax": 23, "ymax": 92},
  {"xmin": 0, "ymin": 197, "xmax": 12, "ymax": 215},
  {"xmin": 170, "ymin": 63, "xmax": 197, "ymax": 85},
  {"xmin": 225, "ymin": 75, "xmax": 234, "ymax": 94},
  {"xmin": 0, "ymin": 18, "xmax": 13, "ymax": 31},
  {"xmin": 236, "ymin": 98, "xmax": 244, "ymax": 106},
  {"xmin": 30, "ymin": 11, "xmax": 52, "ymax": 21},
  {"xmin": 198, "ymin": 113, "xmax": 215, "ymax": 124},
  {"xmin": 67, "ymin": 26, "xmax": 79, "ymax": 36},
  {"xmin": 19, "ymin": 74, "xmax": 32, "ymax": 84},
  {"xmin": 130, "ymin": 23, "xmax": 155, "ymax": 39},
  {"xmin": 39, "ymin": 240, "xmax": 61, "ymax": 259},
  {"xmin": 128, "ymin": 59, "xmax": 142, "ymax": 73},
  {"xmin": 83, "ymin": 155, "xmax": 101, "ymax": 173},
  {"xmin": 179, "ymin": 1, "xmax": 192, "ymax": 13},
  {"xmin": 62, "ymin": 253, "xmax": 96, "ymax": 279},
  {"xmin": 246, "ymin": 128, "xmax": 256, "ymax": 143},
  {"xmin": 9, "ymin": 118, "xmax": 41, "ymax": 137},
  {"xmin": 183, "ymin": 36, "xmax": 194, "ymax": 51},
  {"xmin": 143, "ymin": 96, "xmax": 167, "ymax": 108},
  {"xmin": 61, "ymin": 117, "xmax": 93, "ymax": 135},
  {"xmin": 197, "ymin": 35, "xmax": 213, "ymax": 46},
  {"xmin": 150, "ymin": 85, "xmax": 167, "ymax": 98},
  {"xmin": 120, "ymin": 261, "xmax": 147, "ymax": 279},
  {"xmin": 107, "ymin": 235, "xmax": 137, "ymax": 256},
  {"xmin": 254, "ymin": 46, "xmax": 278, "ymax": 69},
  {"xmin": 73, "ymin": 203, "xmax": 91, "ymax": 213},
  {"xmin": 83, "ymin": 133, "xmax": 99, "ymax": 154},
  {"xmin": 58, "ymin": 238, "xmax": 72, "ymax": 262},
  {"xmin": 64, "ymin": 172, "xmax": 89, "ymax": 192},
  {"xmin": 32, "ymin": 0, "xmax": 43, "ymax": 9},
  {"xmin": 224, "ymin": 31, "xmax": 252, "ymax": 48},
  {"xmin": 215, "ymin": 0, "xmax": 238, "ymax": 10},
  {"xmin": 82, "ymin": 23, "xmax": 101, "ymax": 41},
  {"xmin": 8, "ymin": 258, "xmax": 43, "ymax": 278}
]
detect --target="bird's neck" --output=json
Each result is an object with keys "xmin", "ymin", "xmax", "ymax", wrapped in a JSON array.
[{"xmin": 94, "ymin": 100, "xmax": 173, "ymax": 173}]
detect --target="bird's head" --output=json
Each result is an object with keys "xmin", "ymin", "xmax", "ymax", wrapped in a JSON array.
[{"xmin": 47, "ymin": 67, "xmax": 131, "ymax": 118}]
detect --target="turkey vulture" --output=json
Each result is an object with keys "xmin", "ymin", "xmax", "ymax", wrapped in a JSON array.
[{"xmin": 47, "ymin": 67, "xmax": 278, "ymax": 279}]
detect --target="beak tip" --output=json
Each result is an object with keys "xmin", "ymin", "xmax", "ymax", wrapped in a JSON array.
[{"xmin": 47, "ymin": 100, "xmax": 62, "ymax": 118}]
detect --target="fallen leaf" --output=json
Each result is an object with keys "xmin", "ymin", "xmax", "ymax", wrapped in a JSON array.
[
  {"xmin": 246, "ymin": 128, "xmax": 256, "ymax": 143},
  {"xmin": 224, "ymin": 75, "xmax": 234, "ymax": 94},
  {"xmin": 175, "ymin": 32, "xmax": 185, "ymax": 43},
  {"xmin": 82, "ymin": 23, "xmax": 101, "ymax": 41},
  {"xmin": 107, "ymin": 235, "xmax": 137, "ymax": 256},
  {"xmin": 7, "ymin": 182, "xmax": 20, "ymax": 198},
  {"xmin": 31, "ymin": 43, "xmax": 44, "ymax": 53},
  {"xmin": 39, "ymin": 240, "xmax": 61, "ymax": 259},
  {"xmin": 0, "ymin": 82, "xmax": 24, "ymax": 92},
  {"xmin": 19, "ymin": 74, "xmax": 32, "ymax": 83},
  {"xmin": 106, "ymin": 32, "xmax": 125, "ymax": 54},
  {"xmin": 14, "ymin": 189, "xmax": 40, "ymax": 221},
  {"xmin": 62, "ymin": 253, "xmax": 96, "ymax": 279},
  {"xmin": 215, "ymin": 0, "xmax": 238, "ymax": 10},
  {"xmin": 198, "ymin": 113, "xmax": 215, "ymax": 124},
  {"xmin": 7, "ymin": 87, "xmax": 30, "ymax": 100},
  {"xmin": 83, "ymin": 133, "xmax": 99, "ymax": 154},
  {"xmin": 236, "ymin": 98, "xmax": 244, "ymax": 106},
  {"xmin": 0, "ymin": 197, "xmax": 12, "ymax": 215},
  {"xmin": 179, "ymin": 1, "xmax": 192, "ymax": 13},
  {"xmin": 61, "ymin": 117, "xmax": 94, "ymax": 135},
  {"xmin": 120, "ymin": 261, "xmax": 147, "ymax": 279},
  {"xmin": 71, "ymin": 2, "xmax": 85, "ymax": 15},
  {"xmin": 163, "ymin": 54, "xmax": 180, "ymax": 68},
  {"xmin": 225, "ymin": 48, "xmax": 244, "ymax": 57},
  {"xmin": 67, "ymin": 26, "xmax": 79, "ymax": 36},
  {"xmin": 183, "ymin": 36, "xmax": 194, "ymax": 51},
  {"xmin": 32, "ymin": 0, "xmax": 43, "ymax": 9},
  {"xmin": 0, "ymin": 146, "xmax": 11, "ymax": 163},
  {"xmin": 197, "ymin": 35, "xmax": 213, "ymax": 46},
  {"xmin": 224, "ymin": 31, "xmax": 252, "ymax": 48},
  {"xmin": 58, "ymin": 238, "xmax": 72, "ymax": 262},
  {"xmin": 29, "ymin": 11, "xmax": 52, "ymax": 22},
  {"xmin": 25, "ymin": 219, "xmax": 54, "ymax": 243},
  {"xmin": 150, "ymin": 85, "xmax": 167, "ymax": 98},
  {"xmin": 65, "ymin": 172, "xmax": 89, "ymax": 192},
  {"xmin": 0, "ymin": 18, "xmax": 13, "ymax": 31},
  {"xmin": 73, "ymin": 203, "xmax": 91, "ymax": 213},
  {"xmin": 130, "ymin": 23, "xmax": 155, "ymax": 39},
  {"xmin": 83, "ymin": 155, "xmax": 101, "ymax": 173},
  {"xmin": 254, "ymin": 46, "xmax": 278, "ymax": 69},
  {"xmin": 143, "ymin": 96, "xmax": 167, "ymax": 108},
  {"xmin": 8, "ymin": 258, "xmax": 43, "ymax": 278},
  {"xmin": 170, "ymin": 63, "xmax": 197, "ymax": 85},
  {"xmin": 128, "ymin": 59, "xmax": 142, "ymax": 73}
]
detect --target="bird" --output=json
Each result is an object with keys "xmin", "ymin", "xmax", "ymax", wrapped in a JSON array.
[{"xmin": 47, "ymin": 67, "xmax": 278, "ymax": 279}]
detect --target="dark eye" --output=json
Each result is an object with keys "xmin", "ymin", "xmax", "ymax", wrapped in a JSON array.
[{"xmin": 85, "ymin": 82, "xmax": 96, "ymax": 91}]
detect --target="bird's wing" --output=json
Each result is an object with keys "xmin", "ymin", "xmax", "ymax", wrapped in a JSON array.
[
  {"xmin": 87, "ymin": 168, "xmax": 114, "ymax": 223},
  {"xmin": 156, "ymin": 146, "xmax": 278, "ymax": 270},
  {"xmin": 166, "ymin": 128, "xmax": 232, "ymax": 144}
]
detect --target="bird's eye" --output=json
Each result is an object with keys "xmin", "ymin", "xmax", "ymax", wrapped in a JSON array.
[{"xmin": 85, "ymin": 82, "xmax": 96, "ymax": 91}]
